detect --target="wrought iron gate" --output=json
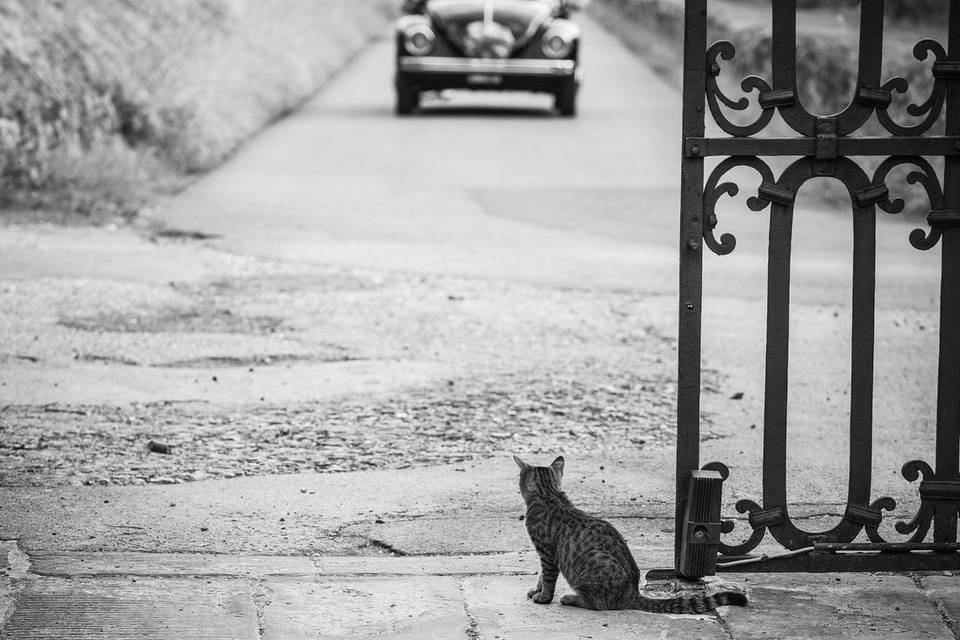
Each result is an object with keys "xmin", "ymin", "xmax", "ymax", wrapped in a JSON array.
[{"xmin": 677, "ymin": 0, "xmax": 960, "ymax": 572}]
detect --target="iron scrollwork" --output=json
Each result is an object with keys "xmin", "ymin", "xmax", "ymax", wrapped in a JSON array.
[
  {"xmin": 705, "ymin": 462, "xmax": 912, "ymax": 556},
  {"xmin": 877, "ymin": 40, "xmax": 949, "ymax": 137},
  {"xmin": 861, "ymin": 460, "xmax": 960, "ymax": 545},
  {"xmin": 705, "ymin": 35, "xmax": 949, "ymax": 140},
  {"xmin": 700, "ymin": 462, "xmax": 766, "ymax": 556},
  {"xmin": 891, "ymin": 461, "xmax": 937, "ymax": 544},
  {"xmin": 872, "ymin": 155, "xmax": 946, "ymax": 250},
  {"xmin": 705, "ymin": 42, "xmax": 775, "ymax": 138},
  {"xmin": 699, "ymin": 154, "xmax": 955, "ymax": 555},
  {"xmin": 702, "ymin": 156, "xmax": 775, "ymax": 255}
]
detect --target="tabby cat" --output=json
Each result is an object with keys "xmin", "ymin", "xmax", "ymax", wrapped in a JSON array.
[{"xmin": 514, "ymin": 455, "xmax": 747, "ymax": 613}]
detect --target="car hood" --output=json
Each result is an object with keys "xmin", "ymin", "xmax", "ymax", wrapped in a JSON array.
[{"xmin": 427, "ymin": 0, "xmax": 558, "ymax": 56}]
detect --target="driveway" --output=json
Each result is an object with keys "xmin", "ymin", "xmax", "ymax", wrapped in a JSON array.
[{"xmin": 0, "ymin": 11, "xmax": 942, "ymax": 558}]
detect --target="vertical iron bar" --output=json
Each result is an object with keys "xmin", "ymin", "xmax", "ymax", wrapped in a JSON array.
[
  {"xmin": 847, "ymin": 200, "xmax": 876, "ymax": 510},
  {"xmin": 761, "ymin": 0, "xmax": 801, "ymax": 541},
  {"xmin": 934, "ymin": 2, "xmax": 960, "ymax": 544},
  {"xmin": 770, "ymin": 0, "xmax": 797, "ymax": 93},
  {"xmin": 835, "ymin": 0, "xmax": 884, "ymax": 134},
  {"xmin": 762, "ymin": 202, "xmax": 793, "ymax": 521},
  {"xmin": 771, "ymin": 0, "xmax": 815, "ymax": 136},
  {"xmin": 843, "ymin": 0, "xmax": 882, "ymax": 516},
  {"xmin": 676, "ymin": 0, "xmax": 708, "ymax": 571},
  {"xmin": 852, "ymin": 0, "xmax": 884, "ymax": 92}
]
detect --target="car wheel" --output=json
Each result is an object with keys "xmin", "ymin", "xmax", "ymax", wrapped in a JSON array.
[
  {"xmin": 555, "ymin": 77, "xmax": 578, "ymax": 117},
  {"xmin": 395, "ymin": 74, "xmax": 419, "ymax": 115}
]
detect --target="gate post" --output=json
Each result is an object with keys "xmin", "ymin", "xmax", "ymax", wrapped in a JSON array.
[
  {"xmin": 934, "ymin": 5, "xmax": 960, "ymax": 545},
  {"xmin": 675, "ymin": 0, "xmax": 708, "ymax": 570}
]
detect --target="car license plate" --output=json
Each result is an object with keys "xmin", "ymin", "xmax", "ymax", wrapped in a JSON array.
[{"xmin": 467, "ymin": 74, "xmax": 503, "ymax": 86}]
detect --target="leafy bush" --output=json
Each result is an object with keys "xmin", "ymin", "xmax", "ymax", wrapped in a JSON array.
[
  {"xmin": 795, "ymin": 0, "xmax": 946, "ymax": 20},
  {"xmin": 589, "ymin": 0, "xmax": 944, "ymax": 217},
  {"xmin": 0, "ymin": 0, "xmax": 395, "ymax": 212},
  {"xmin": 886, "ymin": 0, "xmax": 949, "ymax": 23}
]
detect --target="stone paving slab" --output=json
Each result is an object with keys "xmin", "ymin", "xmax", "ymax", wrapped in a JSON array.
[
  {"xmin": 26, "ymin": 550, "xmax": 688, "ymax": 580},
  {"xmin": 29, "ymin": 552, "xmax": 314, "ymax": 578},
  {"xmin": 312, "ymin": 553, "xmax": 541, "ymax": 577},
  {"xmin": 28, "ymin": 551, "xmax": 542, "ymax": 578},
  {"xmin": 5, "ymin": 550, "xmax": 960, "ymax": 639},
  {"xmin": 918, "ymin": 575, "xmax": 960, "ymax": 639},
  {"xmin": 346, "ymin": 515, "xmax": 677, "ymax": 560},
  {"xmin": 0, "ymin": 577, "xmax": 258, "ymax": 640},
  {"xmin": 717, "ymin": 573, "xmax": 952, "ymax": 640},
  {"xmin": 463, "ymin": 574, "xmax": 728, "ymax": 640},
  {"xmin": 261, "ymin": 575, "xmax": 467, "ymax": 640}
]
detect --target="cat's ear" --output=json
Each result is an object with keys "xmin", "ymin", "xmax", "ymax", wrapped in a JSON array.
[
  {"xmin": 513, "ymin": 455, "xmax": 530, "ymax": 470},
  {"xmin": 550, "ymin": 456, "xmax": 565, "ymax": 478}
]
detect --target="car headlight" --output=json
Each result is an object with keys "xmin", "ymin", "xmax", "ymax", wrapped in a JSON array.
[
  {"xmin": 403, "ymin": 23, "xmax": 436, "ymax": 56},
  {"xmin": 541, "ymin": 20, "xmax": 579, "ymax": 59}
]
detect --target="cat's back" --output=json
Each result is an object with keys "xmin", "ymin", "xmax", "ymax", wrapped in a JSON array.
[
  {"xmin": 553, "ymin": 507, "xmax": 639, "ymax": 577},
  {"xmin": 561, "ymin": 508, "xmax": 633, "ymax": 554}
]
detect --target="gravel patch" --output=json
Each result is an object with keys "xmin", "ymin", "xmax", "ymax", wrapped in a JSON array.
[
  {"xmin": 1, "ymin": 248, "xmax": 717, "ymax": 487},
  {"xmin": 60, "ymin": 308, "xmax": 287, "ymax": 335},
  {"xmin": 0, "ymin": 363, "xmax": 705, "ymax": 487}
]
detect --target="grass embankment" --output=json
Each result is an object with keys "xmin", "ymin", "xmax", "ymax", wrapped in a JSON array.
[
  {"xmin": 589, "ymin": 0, "xmax": 948, "ymax": 217},
  {"xmin": 0, "ymin": 0, "xmax": 395, "ymax": 221}
]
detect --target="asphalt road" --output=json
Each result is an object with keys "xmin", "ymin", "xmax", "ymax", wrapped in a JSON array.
[
  {"xmin": 157, "ymin": 15, "xmax": 682, "ymax": 291},
  {"xmin": 0, "ymin": 13, "xmax": 946, "ymax": 554}
]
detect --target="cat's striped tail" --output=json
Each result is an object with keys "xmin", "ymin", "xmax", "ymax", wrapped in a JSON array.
[{"xmin": 629, "ymin": 590, "xmax": 747, "ymax": 614}]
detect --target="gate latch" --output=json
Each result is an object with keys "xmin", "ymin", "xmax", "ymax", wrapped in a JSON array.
[{"xmin": 678, "ymin": 469, "xmax": 724, "ymax": 579}]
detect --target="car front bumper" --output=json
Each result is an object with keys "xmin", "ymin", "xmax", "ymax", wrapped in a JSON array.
[
  {"xmin": 398, "ymin": 56, "xmax": 576, "ymax": 77},
  {"xmin": 397, "ymin": 56, "xmax": 577, "ymax": 93}
]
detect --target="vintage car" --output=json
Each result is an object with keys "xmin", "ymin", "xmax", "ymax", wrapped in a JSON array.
[{"xmin": 395, "ymin": 0, "xmax": 586, "ymax": 116}]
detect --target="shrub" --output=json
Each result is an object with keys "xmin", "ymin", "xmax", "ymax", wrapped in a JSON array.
[
  {"xmin": 886, "ymin": 0, "xmax": 949, "ymax": 24},
  {"xmin": 0, "ymin": 0, "xmax": 396, "ymax": 212},
  {"xmin": 589, "ymin": 0, "xmax": 944, "ymax": 217}
]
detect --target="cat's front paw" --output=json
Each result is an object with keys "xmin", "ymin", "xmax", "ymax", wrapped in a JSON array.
[
  {"xmin": 527, "ymin": 587, "xmax": 539, "ymax": 599},
  {"xmin": 531, "ymin": 592, "xmax": 553, "ymax": 604}
]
